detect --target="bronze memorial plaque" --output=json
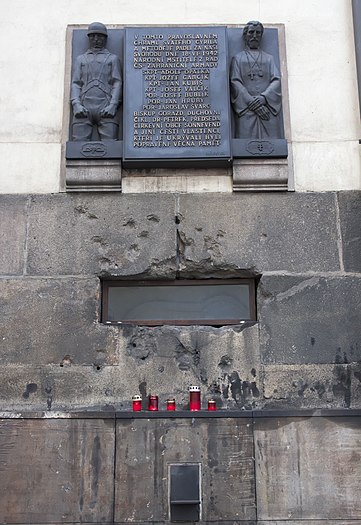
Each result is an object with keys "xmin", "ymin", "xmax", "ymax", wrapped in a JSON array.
[{"xmin": 123, "ymin": 27, "xmax": 232, "ymax": 168}]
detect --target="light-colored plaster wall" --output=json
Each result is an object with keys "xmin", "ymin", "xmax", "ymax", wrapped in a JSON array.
[{"xmin": 0, "ymin": 0, "xmax": 360, "ymax": 193}]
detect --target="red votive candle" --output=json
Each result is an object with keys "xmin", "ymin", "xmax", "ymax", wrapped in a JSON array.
[
  {"xmin": 148, "ymin": 395, "xmax": 159, "ymax": 411},
  {"xmin": 189, "ymin": 386, "xmax": 201, "ymax": 411},
  {"xmin": 208, "ymin": 399, "xmax": 217, "ymax": 411},
  {"xmin": 132, "ymin": 395, "xmax": 142, "ymax": 412},
  {"xmin": 167, "ymin": 398, "xmax": 176, "ymax": 411}
]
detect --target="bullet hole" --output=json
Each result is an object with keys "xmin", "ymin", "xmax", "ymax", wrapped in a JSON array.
[
  {"xmin": 147, "ymin": 214, "xmax": 160, "ymax": 223},
  {"xmin": 22, "ymin": 383, "xmax": 38, "ymax": 399},
  {"xmin": 94, "ymin": 365, "xmax": 101, "ymax": 371},
  {"xmin": 175, "ymin": 215, "xmax": 180, "ymax": 225},
  {"xmin": 132, "ymin": 342, "xmax": 137, "ymax": 348},
  {"xmin": 105, "ymin": 389, "xmax": 112, "ymax": 396},
  {"xmin": 123, "ymin": 218, "xmax": 136, "ymax": 228},
  {"xmin": 218, "ymin": 355, "xmax": 233, "ymax": 368},
  {"xmin": 158, "ymin": 366, "xmax": 164, "ymax": 373},
  {"xmin": 60, "ymin": 355, "xmax": 73, "ymax": 367},
  {"xmin": 251, "ymin": 368, "xmax": 257, "ymax": 377}
]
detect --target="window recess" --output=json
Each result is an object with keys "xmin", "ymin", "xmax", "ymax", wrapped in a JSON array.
[{"xmin": 102, "ymin": 279, "xmax": 256, "ymax": 326}]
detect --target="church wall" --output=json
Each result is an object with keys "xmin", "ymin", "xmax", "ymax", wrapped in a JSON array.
[
  {"xmin": 1, "ymin": 1, "xmax": 361, "ymax": 523},
  {"xmin": 0, "ymin": 0, "xmax": 360, "ymax": 193}
]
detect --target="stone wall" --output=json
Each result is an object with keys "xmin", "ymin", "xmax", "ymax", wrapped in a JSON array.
[
  {"xmin": 1, "ymin": 191, "xmax": 360, "ymax": 412},
  {"xmin": 0, "ymin": 412, "xmax": 360, "ymax": 523}
]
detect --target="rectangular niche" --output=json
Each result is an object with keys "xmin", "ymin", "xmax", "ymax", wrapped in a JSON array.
[{"xmin": 102, "ymin": 279, "xmax": 256, "ymax": 326}]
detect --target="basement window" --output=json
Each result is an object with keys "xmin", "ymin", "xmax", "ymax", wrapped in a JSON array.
[{"xmin": 101, "ymin": 279, "xmax": 256, "ymax": 326}]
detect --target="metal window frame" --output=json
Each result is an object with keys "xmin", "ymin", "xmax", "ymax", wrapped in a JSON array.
[{"xmin": 101, "ymin": 278, "xmax": 256, "ymax": 326}]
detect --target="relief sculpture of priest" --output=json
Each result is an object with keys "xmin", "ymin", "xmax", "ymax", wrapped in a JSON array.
[{"xmin": 230, "ymin": 21, "xmax": 282, "ymax": 139}]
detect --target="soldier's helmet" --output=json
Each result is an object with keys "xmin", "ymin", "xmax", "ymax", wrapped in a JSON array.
[{"xmin": 87, "ymin": 22, "xmax": 108, "ymax": 36}]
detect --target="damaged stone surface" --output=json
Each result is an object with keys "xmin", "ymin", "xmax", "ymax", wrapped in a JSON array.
[
  {"xmin": 0, "ymin": 324, "xmax": 260, "ymax": 411},
  {"xmin": 117, "ymin": 323, "xmax": 261, "ymax": 410},
  {"xmin": 338, "ymin": 190, "xmax": 361, "ymax": 272},
  {"xmin": 176, "ymin": 193, "xmax": 340, "ymax": 275},
  {"xmin": 0, "ymin": 191, "xmax": 359, "ymax": 412},
  {"xmin": 0, "ymin": 278, "xmax": 118, "ymax": 366},
  {"xmin": 259, "ymin": 275, "xmax": 361, "ymax": 365},
  {"xmin": 262, "ymin": 364, "xmax": 353, "ymax": 409},
  {"xmin": 27, "ymin": 194, "xmax": 177, "ymax": 278}
]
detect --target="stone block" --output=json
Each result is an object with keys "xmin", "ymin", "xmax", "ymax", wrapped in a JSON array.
[
  {"xmin": 292, "ymin": 141, "xmax": 361, "ymax": 191},
  {"xmin": 115, "ymin": 418, "xmax": 255, "ymax": 523},
  {"xmin": 0, "ymin": 321, "xmax": 260, "ymax": 411},
  {"xmin": 0, "ymin": 278, "xmax": 118, "ymax": 366},
  {"xmin": 262, "ymin": 364, "xmax": 353, "ymax": 409},
  {"xmin": 0, "ymin": 195, "xmax": 27, "ymax": 275},
  {"xmin": 232, "ymin": 158, "xmax": 289, "ymax": 191},
  {"xmin": 177, "ymin": 193, "xmax": 340, "ymax": 274},
  {"xmin": 66, "ymin": 158, "xmax": 122, "ymax": 192},
  {"xmin": 255, "ymin": 416, "xmax": 361, "ymax": 519},
  {"xmin": 0, "ymin": 364, "xmax": 125, "ymax": 412},
  {"xmin": 338, "ymin": 191, "xmax": 361, "ymax": 272},
  {"xmin": 0, "ymin": 143, "xmax": 61, "ymax": 193},
  {"xmin": 116, "ymin": 323, "xmax": 261, "ymax": 410},
  {"xmin": 122, "ymin": 168, "xmax": 233, "ymax": 194},
  {"xmin": 0, "ymin": 419, "xmax": 114, "ymax": 523},
  {"xmin": 259, "ymin": 275, "xmax": 361, "ymax": 364},
  {"xmin": 27, "ymin": 193, "xmax": 177, "ymax": 277}
]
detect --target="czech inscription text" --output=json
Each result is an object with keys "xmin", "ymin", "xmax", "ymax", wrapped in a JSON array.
[{"xmin": 132, "ymin": 32, "xmax": 222, "ymax": 149}]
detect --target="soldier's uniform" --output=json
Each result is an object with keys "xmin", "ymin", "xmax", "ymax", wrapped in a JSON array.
[{"xmin": 71, "ymin": 33, "xmax": 122, "ymax": 141}]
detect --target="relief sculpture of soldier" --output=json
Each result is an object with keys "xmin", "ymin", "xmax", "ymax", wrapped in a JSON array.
[
  {"xmin": 71, "ymin": 22, "xmax": 122, "ymax": 141},
  {"xmin": 230, "ymin": 21, "xmax": 282, "ymax": 139}
]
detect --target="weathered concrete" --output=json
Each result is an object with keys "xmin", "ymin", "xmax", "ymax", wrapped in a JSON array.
[
  {"xmin": 259, "ymin": 275, "xmax": 361, "ymax": 365},
  {"xmin": 177, "ymin": 193, "xmax": 340, "ymax": 275},
  {"xmin": 27, "ymin": 194, "xmax": 177, "ymax": 277},
  {"xmin": 115, "ymin": 418, "xmax": 255, "ymax": 522},
  {"xmin": 262, "ymin": 364, "xmax": 353, "ymax": 409},
  {"xmin": 0, "ymin": 278, "xmax": 118, "ymax": 366},
  {"xmin": 0, "ymin": 414, "xmax": 360, "ymax": 523},
  {"xmin": 338, "ymin": 190, "xmax": 361, "ymax": 272},
  {"xmin": 117, "ymin": 323, "xmax": 261, "ymax": 410},
  {"xmin": 0, "ymin": 195, "xmax": 27, "ymax": 275},
  {"xmin": 0, "ymin": 419, "xmax": 115, "ymax": 523},
  {"xmin": 255, "ymin": 416, "xmax": 361, "ymax": 519},
  {"xmin": 0, "ymin": 323, "xmax": 260, "ymax": 411}
]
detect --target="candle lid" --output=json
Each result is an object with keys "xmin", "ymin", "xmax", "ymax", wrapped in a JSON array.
[
  {"xmin": 189, "ymin": 385, "xmax": 201, "ymax": 392},
  {"xmin": 132, "ymin": 395, "xmax": 142, "ymax": 401}
]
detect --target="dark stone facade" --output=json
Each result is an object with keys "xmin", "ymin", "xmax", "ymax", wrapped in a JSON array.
[
  {"xmin": 0, "ymin": 413, "xmax": 360, "ymax": 523},
  {"xmin": 0, "ymin": 192, "xmax": 360, "ymax": 412}
]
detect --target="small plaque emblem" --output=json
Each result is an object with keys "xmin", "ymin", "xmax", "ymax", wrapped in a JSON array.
[
  {"xmin": 246, "ymin": 140, "xmax": 274, "ymax": 155},
  {"xmin": 81, "ymin": 142, "xmax": 107, "ymax": 157}
]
